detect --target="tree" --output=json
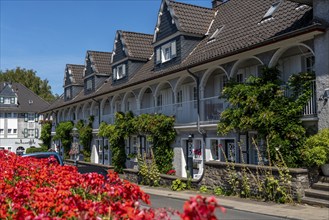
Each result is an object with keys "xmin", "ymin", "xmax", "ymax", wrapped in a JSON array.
[
  {"xmin": 217, "ymin": 66, "xmax": 315, "ymax": 167},
  {"xmin": 40, "ymin": 121, "xmax": 52, "ymax": 148},
  {"xmin": 0, "ymin": 67, "xmax": 57, "ymax": 102}
]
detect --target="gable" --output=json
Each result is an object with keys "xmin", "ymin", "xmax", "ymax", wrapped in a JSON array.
[
  {"xmin": 155, "ymin": 3, "xmax": 178, "ymax": 42},
  {"xmin": 113, "ymin": 33, "xmax": 127, "ymax": 63},
  {"xmin": 0, "ymin": 83, "xmax": 16, "ymax": 97}
]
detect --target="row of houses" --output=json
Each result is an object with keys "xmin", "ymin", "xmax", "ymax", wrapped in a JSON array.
[{"xmin": 41, "ymin": 0, "xmax": 329, "ymax": 178}]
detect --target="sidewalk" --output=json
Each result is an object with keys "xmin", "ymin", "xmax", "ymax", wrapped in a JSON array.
[{"xmin": 140, "ymin": 186, "xmax": 329, "ymax": 220}]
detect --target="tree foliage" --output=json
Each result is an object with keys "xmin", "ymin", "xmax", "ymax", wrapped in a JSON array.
[
  {"xmin": 40, "ymin": 121, "xmax": 52, "ymax": 148},
  {"xmin": 53, "ymin": 121, "xmax": 73, "ymax": 158},
  {"xmin": 0, "ymin": 67, "xmax": 57, "ymax": 102},
  {"xmin": 76, "ymin": 116, "xmax": 94, "ymax": 162},
  {"xmin": 99, "ymin": 112, "xmax": 176, "ymax": 173},
  {"xmin": 218, "ymin": 66, "xmax": 315, "ymax": 167}
]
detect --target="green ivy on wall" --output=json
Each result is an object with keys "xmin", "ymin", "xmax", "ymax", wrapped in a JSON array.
[
  {"xmin": 40, "ymin": 121, "xmax": 52, "ymax": 148},
  {"xmin": 218, "ymin": 66, "xmax": 315, "ymax": 167},
  {"xmin": 98, "ymin": 112, "xmax": 176, "ymax": 173},
  {"xmin": 76, "ymin": 116, "xmax": 94, "ymax": 162},
  {"xmin": 53, "ymin": 121, "xmax": 73, "ymax": 158}
]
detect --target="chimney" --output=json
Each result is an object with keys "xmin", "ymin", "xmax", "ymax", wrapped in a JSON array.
[{"xmin": 212, "ymin": 0, "xmax": 228, "ymax": 8}]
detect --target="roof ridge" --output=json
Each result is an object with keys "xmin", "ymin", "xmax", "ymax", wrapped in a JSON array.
[
  {"xmin": 67, "ymin": 64, "xmax": 84, "ymax": 67},
  {"xmin": 87, "ymin": 50, "xmax": 112, "ymax": 54},
  {"xmin": 120, "ymin": 30, "xmax": 153, "ymax": 37},
  {"xmin": 169, "ymin": 0, "xmax": 213, "ymax": 11}
]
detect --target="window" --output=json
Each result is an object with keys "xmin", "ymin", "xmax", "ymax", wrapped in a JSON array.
[
  {"xmin": 0, "ymin": 97, "xmax": 3, "ymax": 103},
  {"xmin": 4, "ymin": 97, "xmax": 10, "ymax": 104},
  {"xmin": 8, "ymin": 129, "xmax": 12, "ymax": 134},
  {"xmin": 155, "ymin": 40, "xmax": 177, "ymax": 64},
  {"xmin": 262, "ymin": 1, "xmax": 281, "ymax": 21},
  {"xmin": 28, "ymin": 129, "xmax": 35, "ymax": 137},
  {"xmin": 65, "ymin": 88, "xmax": 71, "ymax": 99},
  {"xmin": 236, "ymin": 73, "xmax": 244, "ymax": 83},
  {"xmin": 113, "ymin": 64, "xmax": 126, "ymax": 80},
  {"xmin": 0, "ymin": 129, "xmax": 4, "ymax": 134},
  {"xmin": 176, "ymin": 90, "xmax": 182, "ymax": 107},
  {"xmin": 157, "ymin": 94, "xmax": 163, "ymax": 107},
  {"xmin": 193, "ymin": 86, "xmax": 197, "ymax": 108},
  {"xmin": 86, "ymin": 78, "xmax": 93, "ymax": 91},
  {"xmin": 208, "ymin": 26, "xmax": 224, "ymax": 42},
  {"xmin": 304, "ymin": 55, "xmax": 315, "ymax": 72},
  {"xmin": 10, "ymin": 97, "xmax": 15, "ymax": 104},
  {"xmin": 28, "ymin": 113, "xmax": 35, "ymax": 121},
  {"xmin": 13, "ymin": 129, "xmax": 17, "ymax": 134}
]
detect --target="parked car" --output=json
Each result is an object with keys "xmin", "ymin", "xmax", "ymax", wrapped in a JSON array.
[{"xmin": 22, "ymin": 152, "xmax": 64, "ymax": 166}]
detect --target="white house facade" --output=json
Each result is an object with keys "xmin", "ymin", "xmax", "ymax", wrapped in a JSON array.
[{"xmin": 41, "ymin": 0, "xmax": 329, "ymax": 178}]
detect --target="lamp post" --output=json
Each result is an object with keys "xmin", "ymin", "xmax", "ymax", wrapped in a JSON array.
[
  {"xmin": 186, "ymin": 134, "xmax": 194, "ymax": 178},
  {"xmin": 72, "ymin": 127, "xmax": 79, "ymax": 167}
]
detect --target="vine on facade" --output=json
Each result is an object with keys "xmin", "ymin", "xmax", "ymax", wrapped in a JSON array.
[
  {"xmin": 76, "ymin": 116, "xmax": 94, "ymax": 162},
  {"xmin": 218, "ymin": 66, "xmax": 315, "ymax": 167},
  {"xmin": 40, "ymin": 120, "xmax": 52, "ymax": 148},
  {"xmin": 53, "ymin": 121, "xmax": 73, "ymax": 158},
  {"xmin": 98, "ymin": 112, "xmax": 176, "ymax": 173}
]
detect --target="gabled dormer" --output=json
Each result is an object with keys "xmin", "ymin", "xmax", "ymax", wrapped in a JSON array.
[
  {"xmin": 111, "ymin": 31, "xmax": 153, "ymax": 84},
  {"xmin": 153, "ymin": 0, "xmax": 214, "ymax": 70},
  {"xmin": 83, "ymin": 50, "xmax": 112, "ymax": 95},
  {"xmin": 0, "ymin": 82, "xmax": 18, "ymax": 106},
  {"xmin": 63, "ymin": 64, "xmax": 84, "ymax": 101}
]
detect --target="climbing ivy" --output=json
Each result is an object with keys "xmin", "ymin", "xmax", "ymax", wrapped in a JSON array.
[
  {"xmin": 218, "ymin": 66, "xmax": 315, "ymax": 167},
  {"xmin": 98, "ymin": 112, "xmax": 176, "ymax": 173},
  {"xmin": 53, "ymin": 121, "xmax": 73, "ymax": 158},
  {"xmin": 76, "ymin": 116, "xmax": 94, "ymax": 162},
  {"xmin": 40, "ymin": 121, "xmax": 52, "ymax": 148}
]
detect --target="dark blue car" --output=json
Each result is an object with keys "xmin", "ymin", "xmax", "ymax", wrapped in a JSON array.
[{"xmin": 22, "ymin": 152, "xmax": 64, "ymax": 166}]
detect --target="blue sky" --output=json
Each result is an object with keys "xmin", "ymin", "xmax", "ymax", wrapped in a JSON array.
[{"xmin": 0, "ymin": 0, "xmax": 211, "ymax": 95}]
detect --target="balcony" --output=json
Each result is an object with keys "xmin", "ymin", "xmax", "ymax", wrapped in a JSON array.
[{"xmin": 200, "ymin": 96, "xmax": 229, "ymax": 122}]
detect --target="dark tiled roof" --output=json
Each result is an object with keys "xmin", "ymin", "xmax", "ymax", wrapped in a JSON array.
[
  {"xmin": 42, "ymin": 0, "xmax": 324, "ymax": 112},
  {"xmin": 88, "ymin": 51, "xmax": 112, "ymax": 75},
  {"xmin": 66, "ymin": 64, "xmax": 84, "ymax": 85},
  {"xmin": 168, "ymin": 0, "xmax": 215, "ymax": 35},
  {"xmin": 120, "ymin": 31, "xmax": 153, "ymax": 60},
  {"xmin": 185, "ymin": 0, "xmax": 315, "ymax": 66},
  {"xmin": 0, "ymin": 82, "xmax": 50, "ymax": 113}
]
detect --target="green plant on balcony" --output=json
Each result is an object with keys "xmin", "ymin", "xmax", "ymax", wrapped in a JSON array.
[{"xmin": 218, "ymin": 66, "xmax": 315, "ymax": 167}]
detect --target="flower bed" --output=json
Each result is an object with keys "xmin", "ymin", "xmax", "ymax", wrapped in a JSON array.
[{"xmin": 0, "ymin": 151, "xmax": 225, "ymax": 219}]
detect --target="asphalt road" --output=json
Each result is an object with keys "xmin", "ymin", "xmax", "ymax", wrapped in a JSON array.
[{"xmin": 145, "ymin": 194, "xmax": 291, "ymax": 220}]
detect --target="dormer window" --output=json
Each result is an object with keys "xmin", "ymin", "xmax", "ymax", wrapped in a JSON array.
[
  {"xmin": 0, "ymin": 96, "xmax": 15, "ymax": 104},
  {"xmin": 86, "ymin": 78, "xmax": 93, "ymax": 91},
  {"xmin": 156, "ymin": 40, "xmax": 177, "ymax": 64},
  {"xmin": 113, "ymin": 64, "xmax": 126, "ymax": 80},
  {"xmin": 262, "ymin": 1, "xmax": 281, "ymax": 21}
]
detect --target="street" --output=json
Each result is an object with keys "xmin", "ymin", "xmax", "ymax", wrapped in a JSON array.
[{"xmin": 145, "ymin": 194, "xmax": 291, "ymax": 220}]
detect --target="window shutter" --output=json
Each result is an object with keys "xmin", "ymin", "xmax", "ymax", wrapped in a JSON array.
[
  {"xmin": 24, "ymin": 113, "xmax": 28, "ymax": 122},
  {"xmin": 113, "ymin": 68, "xmax": 117, "ymax": 80},
  {"xmin": 171, "ymin": 40, "xmax": 176, "ymax": 58},
  {"xmin": 156, "ymin": 48, "xmax": 161, "ymax": 64},
  {"xmin": 35, "ymin": 128, "xmax": 39, "ymax": 138},
  {"xmin": 122, "ymin": 64, "xmax": 126, "ymax": 76},
  {"xmin": 35, "ymin": 113, "xmax": 38, "ymax": 122},
  {"xmin": 24, "ymin": 128, "xmax": 28, "ymax": 138}
]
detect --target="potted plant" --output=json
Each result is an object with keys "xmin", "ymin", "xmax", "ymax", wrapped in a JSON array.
[{"xmin": 302, "ymin": 129, "xmax": 329, "ymax": 176}]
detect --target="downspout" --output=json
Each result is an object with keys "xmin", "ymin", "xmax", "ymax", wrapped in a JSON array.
[{"xmin": 187, "ymin": 69, "xmax": 207, "ymax": 180}]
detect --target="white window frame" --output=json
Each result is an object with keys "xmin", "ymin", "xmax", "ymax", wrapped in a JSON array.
[
  {"xmin": 156, "ymin": 40, "xmax": 177, "ymax": 64},
  {"xmin": 86, "ymin": 78, "xmax": 93, "ymax": 91},
  {"xmin": 113, "ymin": 64, "xmax": 126, "ymax": 80}
]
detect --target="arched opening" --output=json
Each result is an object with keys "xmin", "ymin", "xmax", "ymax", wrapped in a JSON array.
[
  {"xmin": 230, "ymin": 57, "xmax": 263, "ymax": 82},
  {"xmin": 154, "ymin": 82, "xmax": 174, "ymax": 116},
  {"xmin": 123, "ymin": 92, "xmax": 137, "ymax": 113},
  {"xmin": 174, "ymin": 76, "xmax": 197, "ymax": 123},
  {"xmin": 201, "ymin": 67, "xmax": 228, "ymax": 121},
  {"xmin": 140, "ymin": 87, "xmax": 154, "ymax": 114}
]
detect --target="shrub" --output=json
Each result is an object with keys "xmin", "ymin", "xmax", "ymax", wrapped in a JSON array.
[
  {"xmin": 0, "ymin": 151, "xmax": 225, "ymax": 219},
  {"xmin": 213, "ymin": 187, "xmax": 224, "ymax": 196},
  {"xmin": 26, "ymin": 145, "xmax": 48, "ymax": 154},
  {"xmin": 171, "ymin": 179, "xmax": 187, "ymax": 191},
  {"xmin": 301, "ymin": 128, "xmax": 329, "ymax": 167},
  {"xmin": 199, "ymin": 185, "xmax": 208, "ymax": 193}
]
